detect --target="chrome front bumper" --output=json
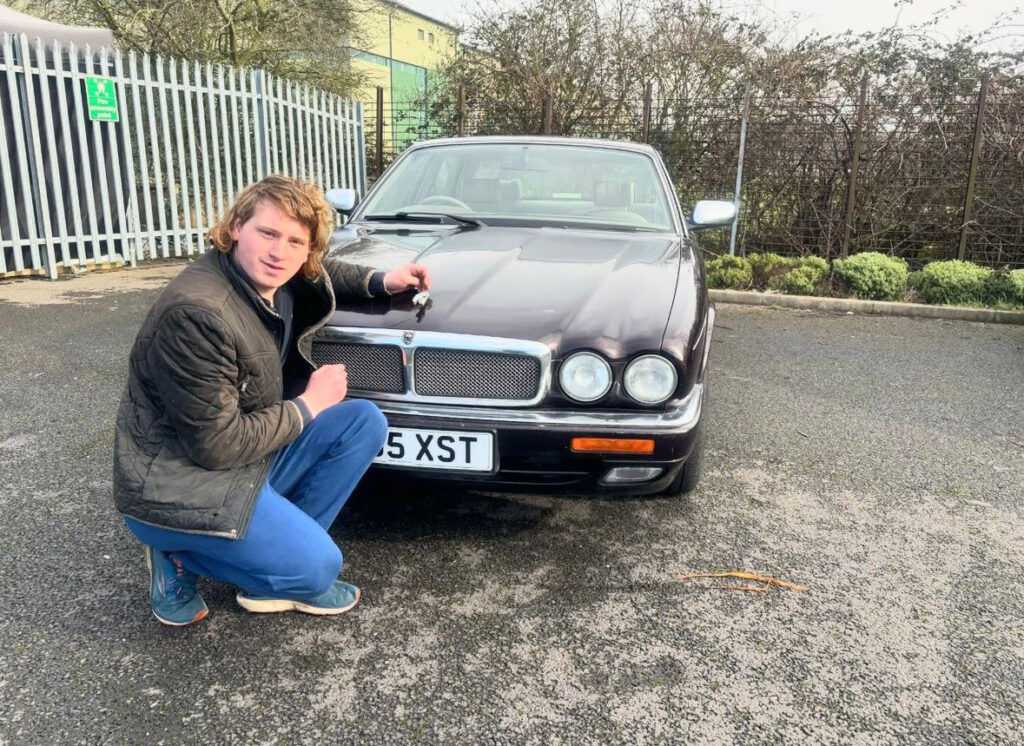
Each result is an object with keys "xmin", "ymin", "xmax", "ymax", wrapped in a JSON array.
[{"xmin": 369, "ymin": 383, "xmax": 704, "ymax": 435}]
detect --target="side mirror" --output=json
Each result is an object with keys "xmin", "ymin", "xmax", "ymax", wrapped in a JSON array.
[
  {"xmin": 688, "ymin": 200, "xmax": 736, "ymax": 231},
  {"xmin": 325, "ymin": 188, "xmax": 359, "ymax": 215}
]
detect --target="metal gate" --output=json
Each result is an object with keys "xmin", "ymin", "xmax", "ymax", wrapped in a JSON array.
[{"xmin": 0, "ymin": 32, "xmax": 366, "ymax": 278}]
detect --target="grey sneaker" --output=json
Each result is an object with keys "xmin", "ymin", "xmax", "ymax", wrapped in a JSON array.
[
  {"xmin": 236, "ymin": 580, "xmax": 360, "ymax": 616},
  {"xmin": 144, "ymin": 546, "xmax": 208, "ymax": 626}
]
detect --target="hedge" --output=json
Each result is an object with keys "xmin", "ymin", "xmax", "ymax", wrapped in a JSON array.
[
  {"xmin": 710, "ymin": 252, "xmax": 1023, "ymax": 309},
  {"xmin": 781, "ymin": 256, "xmax": 830, "ymax": 295},
  {"xmin": 981, "ymin": 268, "xmax": 1024, "ymax": 309},
  {"xmin": 916, "ymin": 260, "xmax": 991, "ymax": 305},
  {"xmin": 782, "ymin": 265, "xmax": 823, "ymax": 295},
  {"xmin": 747, "ymin": 252, "xmax": 792, "ymax": 289},
  {"xmin": 706, "ymin": 255, "xmax": 752, "ymax": 289},
  {"xmin": 832, "ymin": 252, "xmax": 908, "ymax": 301}
]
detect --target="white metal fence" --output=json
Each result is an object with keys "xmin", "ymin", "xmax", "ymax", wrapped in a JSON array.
[{"xmin": 0, "ymin": 32, "xmax": 366, "ymax": 278}]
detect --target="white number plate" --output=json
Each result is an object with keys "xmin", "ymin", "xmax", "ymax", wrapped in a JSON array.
[{"xmin": 373, "ymin": 427, "xmax": 494, "ymax": 472}]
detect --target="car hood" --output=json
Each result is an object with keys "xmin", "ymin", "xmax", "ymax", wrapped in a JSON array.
[{"xmin": 327, "ymin": 224, "xmax": 684, "ymax": 359}]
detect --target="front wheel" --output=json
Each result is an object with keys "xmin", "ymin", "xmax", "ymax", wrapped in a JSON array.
[{"xmin": 661, "ymin": 418, "xmax": 705, "ymax": 497}]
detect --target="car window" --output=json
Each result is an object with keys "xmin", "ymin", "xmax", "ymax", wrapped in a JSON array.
[
  {"xmin": 360, "ymin": 143, "xmax": 674, "ymax": 231},
  {"xmin": 367, "ymin": 150, "xmax": 433, "ymax": 209},
  {"xmin": 420, "ymin": 156, "xmax": 455, "ymax": 195}
]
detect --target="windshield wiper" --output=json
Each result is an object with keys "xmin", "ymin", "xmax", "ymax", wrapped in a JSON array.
[{"xmin": 364, "ymin": 211, "xmax": 484, "ymax": 227}]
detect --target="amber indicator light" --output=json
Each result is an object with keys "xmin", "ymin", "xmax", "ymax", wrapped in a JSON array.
[{"xmin": 571, "ymin": 437, "xmax": 655, "ymax": 454}]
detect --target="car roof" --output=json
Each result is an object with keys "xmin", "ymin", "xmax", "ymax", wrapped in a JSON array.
[{"xmin": 403, "ymin": 135, "xmax": 660, "ymax": 156}]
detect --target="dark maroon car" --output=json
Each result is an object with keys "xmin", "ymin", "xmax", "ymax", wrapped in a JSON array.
[{"xmin": 316, "ymin": 136, "xmax": 735, "ymax": 496}]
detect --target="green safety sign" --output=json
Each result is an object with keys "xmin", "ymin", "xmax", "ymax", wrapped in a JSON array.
[{"xmin": 85, "ymin": 76, "xmax": 119, "ymax": 122}]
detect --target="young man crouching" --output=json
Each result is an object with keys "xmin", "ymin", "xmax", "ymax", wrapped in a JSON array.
[{"xmin": 113, "ymin": 175, "xmax": 430, "ymax": 625}]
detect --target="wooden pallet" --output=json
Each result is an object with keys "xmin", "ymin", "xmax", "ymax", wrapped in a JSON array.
[
  {"xmin": 1, "ymin": 261, "xmax": 129, "ymax": 281},
  {"xmin": 0, "ymin": 268, "xmax": 45, "ymax": 280}
]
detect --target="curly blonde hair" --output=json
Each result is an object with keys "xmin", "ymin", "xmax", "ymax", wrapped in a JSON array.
[{"xmin": 208, "ymin": 174, "xmax": 335, "ymax": 280}]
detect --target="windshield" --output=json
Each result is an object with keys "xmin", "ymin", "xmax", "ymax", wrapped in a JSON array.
[{"xmin": 358, "ymin": 143, "xmax": 675, "ymax": 231}]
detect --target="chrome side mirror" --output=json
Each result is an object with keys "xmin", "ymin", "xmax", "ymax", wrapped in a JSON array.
[
  {"xmin": 688, "ymin": 200, "xmax": 736, "ymax": 230},
  {"xmin": 325, "ymin": 188, "xmax": 359, "ymax": 215}
]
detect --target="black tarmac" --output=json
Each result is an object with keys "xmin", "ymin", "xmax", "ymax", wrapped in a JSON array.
[{"xmin": 1, "ymin": 267, "xmax": 1021, "ymax": 745}]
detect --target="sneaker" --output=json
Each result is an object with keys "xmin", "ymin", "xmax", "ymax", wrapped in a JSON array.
[
  {"xmin": 236, "ymin": 580, "xmax": 360, "ymax": 616},
  {"xmin": 144, "ymin": 546, "xmax": 208, "ymax": 626}
]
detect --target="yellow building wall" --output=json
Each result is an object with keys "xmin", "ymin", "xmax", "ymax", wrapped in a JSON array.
[
  {"xmin": 351, "ymin": 2, "xmax": 458, "ymax": 103},
  {"xmin": 353, "ymin": 2, "xmax": 457, "ymax": 69},
  {"xmin": 387, "ymin": 10, "xmax": 458, "ymax": 70},
  {"xmin": 351, "ymin": 55, "xmax": 391, "ymax": 105},
  {"xmin": 350, "ymin": 2, "xmax": 459, "ymax": 161},
  {"xmin": 350, "ymin": 54, "xmax": 394, "ymax": 148}
]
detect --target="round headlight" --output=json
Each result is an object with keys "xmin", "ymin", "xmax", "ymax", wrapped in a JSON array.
[
  {"xmin": 624, "ymin": 355, "xmax": 677, "ymax": 404},
  {"xmin": 559, "ymin": 352, "xmax": 612, "ymax": 402}
]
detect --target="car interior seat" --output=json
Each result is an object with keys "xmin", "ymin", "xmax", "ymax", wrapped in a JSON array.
[
  {"xmin": 460, "ymin": 177, "xmax": 500, "ymax": 211},
  {"xmin": 498, "ymin": 178, "xmax": 521, "ymax": 201},
  {"xmin": 590, "ymin": 181, "xmax": 648, "ymax": 225}
]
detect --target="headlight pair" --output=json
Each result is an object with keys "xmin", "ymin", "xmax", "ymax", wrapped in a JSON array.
[{"xmin": 559, "ymin": 352, "xmax": 677, "ymax": 405}]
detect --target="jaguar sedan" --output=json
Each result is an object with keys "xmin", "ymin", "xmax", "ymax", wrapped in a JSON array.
[{"xmin": 317, "ymin": 136, "xmax": 734, "ymax": 496}]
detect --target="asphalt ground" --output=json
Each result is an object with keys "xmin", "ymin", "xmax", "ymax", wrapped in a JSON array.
[{"xmin": 0, "ymin": 266, "xmax": 1022, "ymax": 745}]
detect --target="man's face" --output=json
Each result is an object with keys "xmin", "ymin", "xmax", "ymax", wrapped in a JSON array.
[{"xmin": 230, "ymin": 201, "xmax": 311, "ymax": 299}]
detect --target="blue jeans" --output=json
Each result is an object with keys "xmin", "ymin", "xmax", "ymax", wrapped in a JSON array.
[{"xmin": 125, "ymin": 400, "xmax": 388, "ymax": 599}]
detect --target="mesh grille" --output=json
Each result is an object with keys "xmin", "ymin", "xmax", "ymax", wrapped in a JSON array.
[
  {"xmin": 310, "ymin": 342, "xmax": 404, "ymax": 393},
  {"xmin": 414, "ymin": 348, "xmax": 540, "ymax": 400}
]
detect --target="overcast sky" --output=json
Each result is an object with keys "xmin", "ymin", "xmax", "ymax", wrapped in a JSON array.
[{"xmin": 406, "ymin": 0, "xmax": 1022, "ymax": 48}]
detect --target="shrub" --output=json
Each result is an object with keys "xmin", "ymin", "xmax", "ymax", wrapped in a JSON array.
[
  {"xmin": 907, "ymin": 270, "xmax": 924, "ymax": 290},
  {"xmin": 1012, "ymin": 269, "xmax": 1024, "ymax": 305},
  {"xmin": 832, "ymin": 252, "xmax": 908, "ymax": 301},
  {"xmin": 799, "ymin": 255, "xmax": 829, "ymax": 274},
  {"xmin": 781, "ymin": 265, "xmax": 822, "ymax": 295},
  {"xmin": 746, "ymin": 252, "xmax": 792, "ymax": 289},
  {"xmin": 706, "ymin": 255, "xmax": 752, "ymax": 289},
  {"xmin": 981, "ymin": 268, "xmax": 1024, "ymax": 309},
  {"xmin": 777, "ymin": 256, "xmax": 829, "ymax": 295},
  {"xmin": 917, "ymin": 260, "xmax": 991, "ymax": 306}
]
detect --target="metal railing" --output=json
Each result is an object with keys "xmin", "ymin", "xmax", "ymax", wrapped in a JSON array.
[
  {"xmin": 364, "ymin": 78, "xmax": 1024, "ymax": 268},
  {"xmin": 0, "ymin": 32, "xmax": 366, "ymax": 279}
]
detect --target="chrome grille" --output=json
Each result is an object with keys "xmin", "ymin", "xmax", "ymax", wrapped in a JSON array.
[
  {"xmin": 414, "ymin": 348, "xmax": 540, "ymax": 400},
  {"xmin": 312, "ymin": 328, "xmax": 551, "ymax": 407},
  {"xmin": 310, "ymin": 342, "xmax": 404, "ymax": 393}
]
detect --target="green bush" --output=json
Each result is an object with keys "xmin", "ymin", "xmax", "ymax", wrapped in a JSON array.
[
  {"xmin": 1012, "ymin": 269, "xmax": 1024, "ymax": 305},
  {"xmin": 781, "ymin": 265, "xmax": 822, "ymax": 295},
  {"xmin": 796, "ymin": 255, "xmax": 829, "ymax": 276},
  {"xmin": 746, "ymin": 252, "xmax": 792, "ymax": 289},
  {"xmin": 981, "ymin": 268, "xmax": 1024, "ymax": 309},
  {"xmin": 706, "ymin": 255, "xmax": 752, "ymax": 289},
  {"xmin": 778, "ymin": 256, "xmax": 829, "ymax": 295},
  {"xmin": 832, "ymin": 252, "xmax": 908, "ymax": 301},
  {"xmin": 917, "ymin": 260, "xmax": 991, "ymax": 306},
  {"xmin": 907, "ymin": 270, "xmax": 924, "ymax": 290}
]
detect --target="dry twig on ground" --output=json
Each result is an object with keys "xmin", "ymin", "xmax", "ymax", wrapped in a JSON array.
[{"xmin": 678, "ymin": 571, "xmax": 807, "ymax": 592}]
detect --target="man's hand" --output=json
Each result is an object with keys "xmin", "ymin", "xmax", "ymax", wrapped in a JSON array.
[
  {"xmin": 298, "ymin": 364, "xmax": 348, "ymax": 418},
  {"xmin": 383, "ymin": 263, "xmax": 432, "ymax": 295}
]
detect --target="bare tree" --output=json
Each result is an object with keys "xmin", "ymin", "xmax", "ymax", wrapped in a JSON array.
[{"xmin": 10, "ymin": 0, "xmax": 363, "ymax": 94}]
